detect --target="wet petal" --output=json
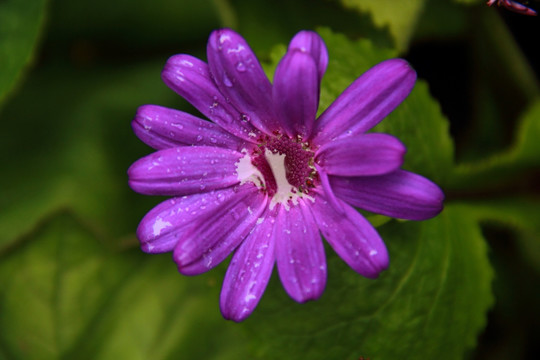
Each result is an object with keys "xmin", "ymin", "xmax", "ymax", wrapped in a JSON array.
[
  {"xmin": 220, "ymin": 209, "xmax": 277, "ymax": 322},
  {"xmin": 136, "ymin": 189, "xmax": 241, "ymax": 254},
  {"xmin": 207, "ymin": 29, "xmax": 275, "ymax": 133},
  {"xmin": 174, "ymin": 184, "xmax": 267, "ymax": 275},
  {"xmin": 288, "ymin": 30, "xmax": 328, "ymax": 83},
  {"xmin": 132, "ymin": 105, "xmax": 242, "ymax": 150},
  {"xmin": 273, "ymin": 49, "xmax": 319, "ymax": 138},
  {"xmin": 330, "ymin": 169, "xmax": 445, "ymax": 220},
  {"xmin": 313, "ymin": 59, "xmax": 416, "ymax": 144},
  {"xmin": 316, "ymin": 133, "xmax": 405, "ymax": 176},
  {"xmin": 161, "ymin": 54, "xmax": 260, "ymax": 141},
  {"xmin": 275, "ymin": 201, "xmax": 326, "ymax": 302},
  {"xmin": 311, "ymin": 192, "xmax": 388, "ymax": 278},
  {"xmin": 315, "ymin": 164, "xmax": 344, "ymax": 215},
  {"xmin": 128, "ymin": 146, "xmax": 241, "ymax": 196}
]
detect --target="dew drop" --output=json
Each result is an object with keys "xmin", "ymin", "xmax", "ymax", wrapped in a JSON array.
[
  {"xmin": 196, "ymin": 135, "xmax": 203, "ymax": 142},
  {"xmin": 200, "ymin": 184, "xmax": 206, "ymax": 190},
  {"xmin": 236, "ymin": 62, "xmax": 246, "ymax": 72},
  {"xmin": 223, "ymin": 74, "xmax": 233, "ymax": 87},
  {"xmin": 210, "ymin": 137, "xmax": 217, "ymax": 144}
]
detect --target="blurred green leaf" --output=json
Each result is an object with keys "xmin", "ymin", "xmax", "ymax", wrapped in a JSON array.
[
  {"xmin": 224, "ymin": 0, "xmax": 393, "ymax": 57},
  {"xmin": 243, "ymin": 205, "xmax": 493, "ymax": 359},
  {"xmin": 463, "ymin": 197, "xmax": 540, "ymax": 234},
  {"xmin": 0, "ymin": 0, "xmax": 48, "ymax": 107},
  {"xmin": 453, "ymin": 0, "xmax": 482, "ymax": 4},
  {"xmin": 413, "ymin": 0, "xmax": 468, "ymax": 40},
  {"xmin": 47, "ymin": 0, "xmax": 220, "ymax": 49},
  {"xmin": 461, "ymin": 9, "xmax": 540, "ymax": 161},
  {"xmin": 0, "ymin": 211, "xmax": 245, "ymax": 360},
  {"xmin": 334, "ymin": 0, "xmax": 427, "ymax": 52},
  {"xmin": 0, "ymin": 61, "xmax": 181, "ymax": 250},
  {"xmin": 449, "ymin": 99, "xmax": 540, "ymax": 189},
  {"xmin": 459, "ymin": 197, "xmax": 540, "ymax": 273}
]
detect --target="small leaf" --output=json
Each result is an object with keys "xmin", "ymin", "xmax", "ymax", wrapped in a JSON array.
[{"xmin": 0, "ymin": 0, "xmax": 48, "ymax": 107}]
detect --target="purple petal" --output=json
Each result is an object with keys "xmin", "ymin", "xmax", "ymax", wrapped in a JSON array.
[
  {"xmin": 275, "ymin": 200, "xmax": 326, "ymax": 302},
  {"xmin": 161, "ymin": 54, "xmax": 260, "ymax": 141},
  {"xmin": 288, "ymin": 30, "xmax": 328, "ymax": 83},
  {"xmin": 220, "ymin": 209, "xmax": 277, "ymax": 322},
  {"xmin": 136, "ymin": 189, "xmax": 241, "ymax": 254},
  {"xmin": 496, "ymin": 0, "xmax": 537, "ymax": 16},
  {"xmin": 316, "ymin": 133, "xmax": 405, "ymax": 176},
  {"xmin": 128, "ymin": 146, "xmax": 241, "ymax": 196},
  {"xmin": 313, "ymin": 59, "xmax": 416, "ymax": 144},
  {"xmin": 273, "ymin": 49, "xmax": 319, "ymax": 138},
  {"xmin": 311, "ymin": 192, "xmax": 388, "ymax": 278},
  {"xmin": 132, "ymin": 105, "xmax": 242, "ymax": 150},
  {"xmin": 206, "ymin": 29, "xmax": 275, "ymax": 134},
  {"xmin": 174, "ymin": 184, "xmax": 267, "ymax": 275},
  {"xmin": 315, "ymin": 164, "xmax": 344, "ymax": 215},
  {"xmin": 330, "ymin": 169, "xmax": 445, "ymax": 220}
]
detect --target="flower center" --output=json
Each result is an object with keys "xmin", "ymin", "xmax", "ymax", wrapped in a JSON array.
[{"xmin": 235, "ymin": 132, "xmax": 317, "ymax": 210}]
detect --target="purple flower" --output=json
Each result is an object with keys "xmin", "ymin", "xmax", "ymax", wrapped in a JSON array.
[
  {"xmin": 128, "ymin": 29, "xmax": 444, "ymax": 322},
  {"xmin": 487, "ymin": 0, "xmax": 537, "ymax": 15}
]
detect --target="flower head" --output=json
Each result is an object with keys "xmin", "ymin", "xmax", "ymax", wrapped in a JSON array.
[{"xmin": 128, "ymin": 29, "xmax": 444, "ymax": 322}]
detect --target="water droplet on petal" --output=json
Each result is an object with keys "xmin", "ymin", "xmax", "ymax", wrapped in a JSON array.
[
  {"xmin": 196, "ymin": 135, "xmax": 203, "ymax": 142},
  {"xmin": 236, "ymin": 62, "xmax": 246, "ymax": 72},
  {"xmin": 223, "ymin": 74, "xmax": 233, "ymax": 87}
]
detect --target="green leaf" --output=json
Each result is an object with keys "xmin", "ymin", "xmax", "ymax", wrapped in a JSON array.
[
  {"xmin": 413, "ymin": 0, "xmax": 469, "ymax": 41},
  {"xmin": 0, "ymin": 0, "xmax": 48, "ymax": 107},
  {"xmin": 453, "ymin": 0, "xmax": 482, "ymax": 4},
  {"xmin": 449, "ymin": 99, "xmax": 540, "ymax": 189},
  {"xmin": 335, "ymin": 0, "xmax": 427, "ymax": 52},
  {"xmin": 0, "ymin": 61, "xmax": 180, "ymax": 250},
  {"xmin": 243, "ymin": 205, "xmax": 493, "ymax": 359},
  {"xmin": 0, "ymin": 211, "xmax": 245, "ymax": 360},
  {"xmin": 224, "ymin": 0, "xmax": 393, "ymax": 57},
  {"xmin": 459, "ymin": 9, "xmax": 540, "ymax": 161},
  {"xmin": 317, "ymin": 28, "xmax": 455, "ymax": 185},
  {"xmin": 462, "ymin": 197, "xmax": 540, "ymax": 234},
  {"xmin": 458, "ymin": 197, "xmax": 540, "ymax": 273},
  {"xmin": 47, "ymin": 0, "xmax": 221, "ymax": 49}
]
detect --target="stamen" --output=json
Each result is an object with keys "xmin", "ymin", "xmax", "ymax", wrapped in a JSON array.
[{"xmin": 234, "ymin": 132, "xmax": 317, "ymax": 209}]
